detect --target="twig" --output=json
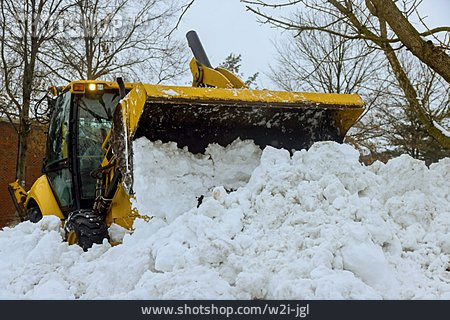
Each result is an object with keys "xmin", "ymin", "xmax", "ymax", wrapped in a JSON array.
[{"xmin": 166, "ymin": 0, "xmax": 195, "ymax": 38}]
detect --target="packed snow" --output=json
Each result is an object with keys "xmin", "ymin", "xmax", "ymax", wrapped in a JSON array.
[{"xmin": 0, "ymin": 139, "xmax": 449, "ymax": 299}]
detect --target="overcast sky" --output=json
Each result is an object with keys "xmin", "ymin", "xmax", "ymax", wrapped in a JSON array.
[{"xmin": 174, "ymin": 0, "xmax": 450, "ymax": 88}]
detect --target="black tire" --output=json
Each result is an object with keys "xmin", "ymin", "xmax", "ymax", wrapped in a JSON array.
[
  {"xmin": 66, "ymin": 211, "xmax": 109, "ymax": 251},
  {"xmin": 27, "ymin": 206, "xmax": 42, "ymax": 223}
]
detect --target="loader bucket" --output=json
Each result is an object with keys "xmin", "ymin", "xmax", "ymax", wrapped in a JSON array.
[
  {"xmin": 134, "ymin": 98, "xmax": 363, "ymax": 154},
  {"xmin": 111, "ymin": 83, "xmax": 364, "ymax": 193},
  {"xmin": 134, "ymin": 85, "xmax": 364, "ymax": 153}
]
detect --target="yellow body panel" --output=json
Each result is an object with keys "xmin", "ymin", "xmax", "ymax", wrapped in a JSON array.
[
  {"xmin": 215, "ymin": 67, "xmax": 246, "ymax": 88},
  {"xmin": 106, "ymin": 184, "xmax": 134, "ymax": 229},
  {"xmin": 8, "ymin": 180, "xmax": 27, "ymax": 219},
  {"xmin": 189, "ymin": 58, "xmax": 246, "ymax": 89},
  {"xmin": 333, "ymin": 108, "xmax": 365, "ymax": 136},
  {"xmin": 189, "ymin": 58, "xmax": 235, "ymax": 88},
  {"xmin": 120, "ymin": 83, "xmax": 148, "ymax": 137},
  {"xmin": 9, "ymin": 180, "xmax": 27, "ymax": 207},
  {"xmin": 26, "ymin": 175, "xmax": 64, "ymax": 219},
  {"xmin": 102, "ymin": 84, "xmax": 150, "ymax": 229},
  {"xmin": 141, "ymin": 84, "xmax": 365, "ymax": 107}
]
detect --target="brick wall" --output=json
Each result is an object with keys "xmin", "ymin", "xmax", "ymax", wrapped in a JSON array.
[{"xmin": 0, "ymin": 119, "xmax": 47, "ymax": 228}]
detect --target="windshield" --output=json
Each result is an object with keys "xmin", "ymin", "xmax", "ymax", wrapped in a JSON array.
[{"xmin": 77, "ymin": 92, "xmax": 120, "ymax": 199}]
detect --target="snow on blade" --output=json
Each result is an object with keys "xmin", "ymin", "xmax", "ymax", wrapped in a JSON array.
[
  {"xmin": 0, "ymin": 140, "xmax": 449, "ymax": 299},
  {"xmin": 162, "ymin": 89, "xmax": 179, "ymax": 96}
]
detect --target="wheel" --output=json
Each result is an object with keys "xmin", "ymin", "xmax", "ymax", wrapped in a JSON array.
[
  {"xmin": 27, "ymin": 206, "xmax": 42, "ymax": 223},
  {"xmin": 65, "ymin": 210, "xmax": 109, "ymax": 251},
  {"xmin": 65, "ymin": 212, "xmax": 109, "ymax": 251}
]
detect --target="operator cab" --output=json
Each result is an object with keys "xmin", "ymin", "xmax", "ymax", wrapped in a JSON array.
[{"xmin": 44, "ymin": 83, "xmax": 120, "ymax": 215}]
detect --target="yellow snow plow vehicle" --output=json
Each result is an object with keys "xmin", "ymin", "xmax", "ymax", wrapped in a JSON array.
[{"xmin": 9, "ymin": 31, "xmax": 364, "ymax": 250}]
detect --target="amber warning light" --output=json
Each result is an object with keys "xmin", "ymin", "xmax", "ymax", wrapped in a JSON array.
[{"xmin": 72, "ymin": 83, "xmax": 85, "ymax": 92}]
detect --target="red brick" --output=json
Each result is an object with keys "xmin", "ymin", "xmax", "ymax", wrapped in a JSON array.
[{"xmin": 0, "ymin": 119, "xmax": 46, "ymax": 228}]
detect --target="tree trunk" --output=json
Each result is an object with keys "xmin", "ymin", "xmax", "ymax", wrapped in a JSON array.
[
  {"xmin": 329, "ymin": 0, "xmax": 450, "ymax": 149},
  {"xmin": 16, "ymin": 114, "xmax": 30, "ymax": 188},
  {"xmin": 370, "ymin": 0, "xmax": 450, "ymax": 84},
  {"xmin": 381, "ymin": 34, "xmax": 450, "ymax": 149},
  {"xmin": 16, "ymin": 74, "xmax": 32, "ymax": 188},
  {"xmin": 16, "ymin": 27, "xmax": 38, "ymax": 187}
]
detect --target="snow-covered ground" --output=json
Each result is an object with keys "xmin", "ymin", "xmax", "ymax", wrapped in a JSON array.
[{"xmin": 0, "ymin": 139, "xmax": 449, "ymax": 299}]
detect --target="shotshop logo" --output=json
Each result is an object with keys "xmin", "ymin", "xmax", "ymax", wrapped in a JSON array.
[{"xmin": 141, "ymin": 303, "xmax": 310, "ymax": 318}]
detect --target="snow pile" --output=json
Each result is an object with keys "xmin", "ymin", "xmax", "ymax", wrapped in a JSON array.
[
  {"xmin": 0, "ymin": 139, "xmax": 448, "ymax": 299},
  {"xmin": 132, "ymin": 139, "xmax": 261, "ymax": 222}
]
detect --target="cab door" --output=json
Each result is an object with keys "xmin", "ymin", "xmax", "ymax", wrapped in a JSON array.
[{"xmin": 44, "ymin": 91, "xmax": 75, "ymax": 212}]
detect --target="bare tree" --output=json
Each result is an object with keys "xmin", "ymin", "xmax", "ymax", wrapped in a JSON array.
[
  {"xmin": 269, "ymin": 17, "xmax": 393, "ymax": 155},
  {"xmin": 368, "ymin": 0, "xmax": 450, "ymax": 83},
  {"xmin": 0, "ymin": 0, "xmax": 71, "ymax": 187},
  {"xmin": 269, "ymin": 18, "xmax": 385, "ymax": 94},
  {"xmin": 40, "ymin": 0, "xmax": 188, "ymax": 83},
  {"xmin": 268, "ymin": 12, "xmax": 450, "ymax": 162},
  {"xmin": 242, "ymin": 0, "xmax": 450, "ymax": 149},
  {"xmin": 374, "ymin": 53, "xmax": 450, "ymax": 164}
]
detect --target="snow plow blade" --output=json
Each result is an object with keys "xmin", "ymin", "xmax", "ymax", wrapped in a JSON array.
[{"xmin": 135, "ymin": 85, "xmax": 364, "ymax": 153}]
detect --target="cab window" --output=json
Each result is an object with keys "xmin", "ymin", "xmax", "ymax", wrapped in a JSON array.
[
  {"xmin": 77, "ymin": 92, "xmax": 119, "ymax": 199},
  {"xmin": 47, "ymin": 92, "xmax": 71, "ymax": 164},
  {"xmin": 46, "ymin": 92, "xmax": 74, "ymax": 208}
]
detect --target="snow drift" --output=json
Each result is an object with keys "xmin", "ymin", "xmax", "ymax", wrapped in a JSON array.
[{"xmin": 0, "ymin": 139, "xmax": 449, "ymax": 299}]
